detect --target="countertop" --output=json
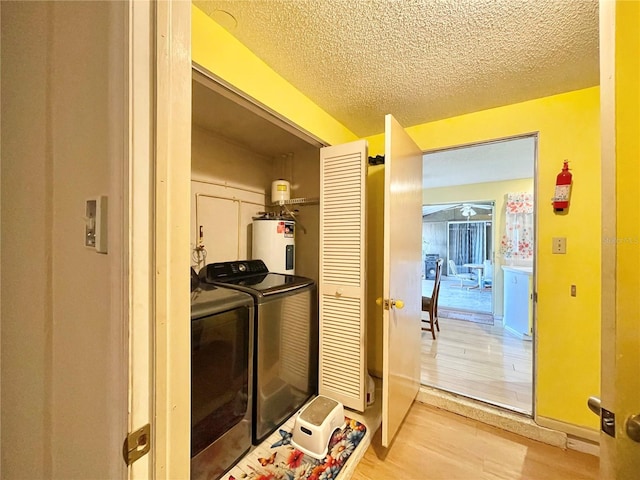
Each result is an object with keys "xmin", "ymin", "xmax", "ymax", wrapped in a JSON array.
[{"xmin": 501, "ymin": 265, "xmax": 533, "ymax": 275}]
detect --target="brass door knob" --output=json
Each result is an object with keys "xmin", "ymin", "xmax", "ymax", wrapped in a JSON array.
[{"xmin": 391, "ymin": 299, "xmax": 404, "ymax": 309}]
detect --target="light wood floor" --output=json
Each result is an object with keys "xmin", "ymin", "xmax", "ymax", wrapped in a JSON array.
[
  {"xmin": 421, "ymin": 315, "xmax": 533, "ymax": 413},
  {"xmin": 351, "ymin": 402, "xmax": 598, "ymax": 480}
]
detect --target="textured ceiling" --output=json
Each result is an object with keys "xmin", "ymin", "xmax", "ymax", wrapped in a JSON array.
[
  {"xmin": 423, "ymin": 135, "xmax": 535, "ymax": 189},
  {"xmin": 194, "ymin": 0, "xmax": 599, "ymax": 137}
]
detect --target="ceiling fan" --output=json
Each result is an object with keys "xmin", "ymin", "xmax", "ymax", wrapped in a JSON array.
[
  {"xmin": 460, "ymin": 204, "xmax": 477, "ymax": 217},
  {"xmin": 460, "ymin": 203, "xmax": 492, "ymax": 216}
]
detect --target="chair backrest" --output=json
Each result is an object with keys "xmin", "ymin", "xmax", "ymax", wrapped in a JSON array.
[
  {"xmin": 483, "ymin": 259, "xmax": 493, "ymax": 280},
  {"xmin": 432, "ymin": 258, "xmax": 443, "ymax": 298},
  {"xmin": 447, "ymin": 259, "xmax": 458, "ymax": 276},
  {"xmin": 431, "ymin": 259, "xmax": 443, "ymax": 316}
]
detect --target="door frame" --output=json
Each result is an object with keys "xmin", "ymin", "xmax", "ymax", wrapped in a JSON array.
[
  {"xmin": 128, "ymin": 1, "xmax": 192, "ymax": 478},
  {"xmin": 150, "ymin": 1, "xmax": 192, "ymax": 478}
]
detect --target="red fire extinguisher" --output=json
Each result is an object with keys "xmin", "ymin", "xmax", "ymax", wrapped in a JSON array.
[{"xmin": 553, "ymin": 160, "xmax": 572, "ymax": 212}]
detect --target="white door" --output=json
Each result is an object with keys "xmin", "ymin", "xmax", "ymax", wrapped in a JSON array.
[{"xmin": 381, "ymin": 114, "xmax": 423, "ymax": 447}]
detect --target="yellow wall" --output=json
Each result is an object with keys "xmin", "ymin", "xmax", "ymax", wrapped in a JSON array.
[
  {"xmin": 366, "ymin": 87, "xmax": 602, "ymax": 430},
  {"xmin": 366, "ymin": 165, "xmax": 385, "ymax": 376},
  {"xmin": 426, "ymin": 178, "xmax": 534, "ymax": 317},
  {"xmin": 192, "ymin": 5, "xmax": 357, "ymax": 146}
]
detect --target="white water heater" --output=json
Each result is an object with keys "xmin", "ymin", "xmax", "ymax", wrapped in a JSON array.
[{"xmin": 252, "ymin": 216, "xmax": 295, "ymax": 274}]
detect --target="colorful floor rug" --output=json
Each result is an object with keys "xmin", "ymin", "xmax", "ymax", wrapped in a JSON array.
[{"xmin": 224, "ymin": 416, "xmax": 367, "ymax": 480}]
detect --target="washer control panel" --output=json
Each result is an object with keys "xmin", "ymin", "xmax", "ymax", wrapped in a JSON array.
[{"xmin": 200, "ymin": 259, "xmax": 269, "ymax": 282}]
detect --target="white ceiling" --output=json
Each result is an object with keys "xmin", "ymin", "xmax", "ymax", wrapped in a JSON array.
[
  {"xmin": 423, "ymin": 135, "xmax": 536, "ymax": 188},
  {"xmin": 194, "ymin": 0, "xmax": 599, "ymax": 138}
]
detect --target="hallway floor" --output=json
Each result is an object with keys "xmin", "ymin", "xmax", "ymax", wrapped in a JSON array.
[
  {"xmin": 421, "ymin": 315, "xmax": 533, "ymax": 414},
  {"xmin": 350, "ymin": 402, "xmax": 598, "ymax": 480}
]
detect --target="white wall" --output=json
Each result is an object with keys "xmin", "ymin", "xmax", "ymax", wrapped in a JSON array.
[
  {"xmin": 1, "ymin": 2, "xmax": 126, "ymax": 478},
  {"xmin": 281, "ymin": 146, "xmax": 320, "ymax": 281},
  {"xmin": 192, "ymin": 124, "xmax": 274, "ymax": 190},
  {"xmin": 1, "ymin": 4, "xmax": 50, "ymax": 477},
  {"xmin": 191, "ymin": 123, "xmax": 321, "ymax": 281}
]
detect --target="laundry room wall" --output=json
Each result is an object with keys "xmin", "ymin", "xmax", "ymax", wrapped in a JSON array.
[
  {"xmin": 191, "ymin": 122, "xmax": 321, "ymax": 281},
  {"xmin": 275, "ymin": 146, "xmax": 321, "ymax": 282},
  {"xmin": 191, "ymin": 124, "xmax": 271, "ymax": 269}
]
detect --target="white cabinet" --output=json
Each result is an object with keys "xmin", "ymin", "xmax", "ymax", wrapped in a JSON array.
[{"xmin": 502, "ymin": 266, "xmax": 533, "ymax": 338}]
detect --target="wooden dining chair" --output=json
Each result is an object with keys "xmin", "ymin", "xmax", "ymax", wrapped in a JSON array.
[{"xmin": 422, "ymin": 258, "xmax": 443, "ymax": 339}]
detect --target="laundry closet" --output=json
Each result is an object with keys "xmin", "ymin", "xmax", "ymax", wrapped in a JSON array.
[
  {"xmin": 189, "ymin": 69, "xmax": 324, "ymax": 479},
  {"xmin": 190, "ymin": 70, "xmax": 322, "ymax": 278}
]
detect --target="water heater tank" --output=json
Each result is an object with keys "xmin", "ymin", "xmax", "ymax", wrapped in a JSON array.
[{"xmin": 252, "ymin": 217, "xmax": 295, "ymax": 274}]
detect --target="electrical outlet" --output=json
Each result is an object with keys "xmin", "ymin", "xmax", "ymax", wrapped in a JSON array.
[
  {"xmin": 571, "ymin": 285, "xmax": 577, "ymax": 297},
  {"xmin": 552, "ymin": 237, "xmax": 567, "ymax": 254}
]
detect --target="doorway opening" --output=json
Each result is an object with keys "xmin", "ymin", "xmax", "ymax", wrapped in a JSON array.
[{"xmin": 420, "ymin": 135, "xmax": 536, "ymax": 415}]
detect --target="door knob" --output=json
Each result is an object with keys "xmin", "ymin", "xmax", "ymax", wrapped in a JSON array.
[
  {"xmin": 626, "ymin": 415, "xmax": 640, "ymax": 443},
  {"xmin": 376, "ymin": 298, "xmax": 404, "ymax": 310}
]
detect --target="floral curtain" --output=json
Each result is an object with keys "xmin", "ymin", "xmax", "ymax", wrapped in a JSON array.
[{"xmin": 500, "ymin": 192, "xmax": 534, "ymax": 260}]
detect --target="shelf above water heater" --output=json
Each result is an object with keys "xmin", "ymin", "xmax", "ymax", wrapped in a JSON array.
[{"xmin": 270, "ymin": 197, "xmax": 319, "ymax": 207}]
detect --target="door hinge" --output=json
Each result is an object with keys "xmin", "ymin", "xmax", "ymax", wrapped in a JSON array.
[{"xmin": 123, "ymin": 423, "xmax": 151, "ymax": 466}]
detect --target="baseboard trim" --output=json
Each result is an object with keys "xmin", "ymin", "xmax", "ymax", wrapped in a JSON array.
[
  {"xmin": 504, "ymin": 324, "xmax": 533, "ymax": 341},
  {"xmin": 566, "ymin": 435, "xmax": 600, "ymax": 457},
  {"xmin": 417, "ymin": 386, "xmax": 567, "ymax": 448},
  {"xmin": 536, "ymin": 415, "xmax": 600, "ymax": 444}
]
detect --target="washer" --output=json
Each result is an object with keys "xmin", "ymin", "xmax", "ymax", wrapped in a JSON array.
[
  {"xmin": 199, "ymin": 259, "xmax": 318, "ymax": 444},
  {"xmin": 190, "ymin": 284, "xmax": 254, "ymax": 480}
]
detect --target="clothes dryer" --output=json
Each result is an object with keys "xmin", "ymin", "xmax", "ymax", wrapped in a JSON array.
[{"xmin": 190, "ymin": 285, "xmax": 254, "ymax": 480}]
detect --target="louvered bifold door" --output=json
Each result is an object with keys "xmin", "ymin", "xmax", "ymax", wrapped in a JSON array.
[{"xmin": 319, "ymin": 140, "xmax": 368, "ymax": 412}]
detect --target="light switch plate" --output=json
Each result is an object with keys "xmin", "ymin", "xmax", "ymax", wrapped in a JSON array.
[
  {"xmin": 552, "ymin": 237, "xmax": 567, "ymax": 254},
  {"xmin": 85, "ymin": 199, "xmax": 97, "ymax": 248}
]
